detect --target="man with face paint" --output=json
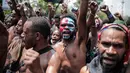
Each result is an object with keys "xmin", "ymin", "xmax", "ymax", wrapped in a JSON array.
[
  {"xmin": 59, "ymin": 17, "xmax": 76, "ymax": 39},
  {"xmin": 80, "ymin": 23, "xmax": 130, "ymax": 73},
  {"xmin": 46, "ymin": 0, "xmax": 89, "ymax": 73}
]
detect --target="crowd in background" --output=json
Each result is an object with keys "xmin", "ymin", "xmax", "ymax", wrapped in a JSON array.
[{"xmin": 0, "ymin": 0, "xmax": 130, "ymax": 73}]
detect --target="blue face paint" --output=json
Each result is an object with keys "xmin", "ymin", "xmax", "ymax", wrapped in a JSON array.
[
  {"xmin": 63, "ymin": 35, "xmax": 70, "ymax": 39},
  {"xmin": 60, "ymin": 17, "xmax": 76, "ymax": 40}
]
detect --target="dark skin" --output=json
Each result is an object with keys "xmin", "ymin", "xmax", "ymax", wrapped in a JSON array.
[
  {"xmin": 80, "ymin": 27, "xmax": 128, "ymax": 73},
  {"xmin": 87, "ymin": 1, "xmax": 98, "ymax": 50},
  {"xmin": 100, "ymin": 5, "xmax": 115, "ymax": 23},
  {"xmin": 48, "ymin": 3, "xmax": 55, "ymax": 26},
  {"xmin": 0, "ymin": 21, "xmax": 8, "ymax": 72},
  {"xmin": 46, "ymin": 0, "xmax": 89, "ymax": 73},
  {"xmin": 114, "ymin": 12, "xmax": 124, "ymax": 21},
  {"xmin": 8, "ymin": 4, "xmax": 27, "ymax": 44}
]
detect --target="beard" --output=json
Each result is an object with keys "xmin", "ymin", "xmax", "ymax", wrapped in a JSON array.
[{"xmin": 99, "ymin": 53, "xmax": 125, "ymax": 73}]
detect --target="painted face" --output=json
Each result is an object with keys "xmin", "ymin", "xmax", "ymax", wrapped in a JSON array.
[
  {"xmin": 98, "ymin": 28, "xmax": 126, "ymax": 69},
  {"xmin": 21, "ymin": 21, "xmax": 36, "ymax": 49},
  {"xmin": 60, "ymin": 17, "xmax": 75, "ymax": 39}
]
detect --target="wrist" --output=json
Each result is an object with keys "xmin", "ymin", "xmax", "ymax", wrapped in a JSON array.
[{"xmin": 107, "ymin": 13, "xmax": 113, "ymax": 18}]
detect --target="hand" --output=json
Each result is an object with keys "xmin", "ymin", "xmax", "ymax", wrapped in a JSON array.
[
  {"xmin": 48, "ymin": 3, "xmax": 53, "ymax": 11},
  {"xmin": 16, "ymin": 4, "xmax": 24, "ymax": 12},
  {"xmin": 62, "ymin": 3, "xmax": 67, "ymax": 9},
  {"xmin": 100, "ymin": 5, "xmax": 109, "ymax": 13},
  {"xmin": 23, "ymin": 48, "xmax": 40, "ymax": 66},
  {"xmin": 114, "ymin": 12, "xmax": 121, "ymax": 17},
  {"xmin": 61, "ymin": 3, "xmax": 68, "ymax": 14},
  {"xmin": 89, "ymin": 1, "xmax": 98, "ymax": 14}
]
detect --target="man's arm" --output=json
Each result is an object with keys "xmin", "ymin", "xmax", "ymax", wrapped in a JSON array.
[
  {"xmin": 100, "ymin": 5, "xmax": 115, "ymax": 23},
  {"xmin": 10, "ymin": 0, "xmax": 21, "ymax": 16},
  {"xmin": 17, "ymin": 4, "xmax": 27, "ymax": 24},
  {"xmin": 77, "ymin": 0, "xmax": 89, "ymax": 53},
  {"xmin": 87, "ymin": 1, "xmax": 98, "ymax": 50},
  {"xmin": 46, "ymin": 52, "xmax": 61, "ymax": 73}
]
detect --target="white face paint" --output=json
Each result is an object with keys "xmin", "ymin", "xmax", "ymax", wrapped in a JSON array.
[{"xmin": 60, "ymin": 17, "xmax": 76, "ymax": 40}]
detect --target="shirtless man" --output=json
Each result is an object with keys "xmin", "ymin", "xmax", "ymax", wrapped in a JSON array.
[
  {"xmin": 21, "ymin": 17, "xmax": 55, "ymax": 73},
  {"xmin": 46, "ymin": 0, "xmax": 89, "ymax": 73},
  {"xmin": 80, "ymin": 23, "xmax": 130, "ymax": 73}
]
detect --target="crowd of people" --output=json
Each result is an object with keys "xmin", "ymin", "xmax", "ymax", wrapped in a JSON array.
[{"xmin": 0, "ymin": 0, "xmax": 130, "ymax": 73}]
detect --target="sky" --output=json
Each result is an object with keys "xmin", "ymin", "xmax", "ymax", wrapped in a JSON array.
[
  {"xmin": 103, "ymin": 0, "xmax": 130, "ymax": 16},
  {"xmin": 2, "ymin": 0, "xmax": 130, "ymax": 16},
  {"xmin": 66, "ymin": 0, "xmax": 130, "ymax": 16}
]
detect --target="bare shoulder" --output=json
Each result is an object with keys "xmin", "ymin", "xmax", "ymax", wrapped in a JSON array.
[
  {"xmin": 46, "ymin": 52, "xmax": 61, "ymax": 73},
  {"xmin": 48, "ymin": 52, "xmax": 61, "ymax": 65},
  {"xmin": 52, "ymin": 42, "xmax": 64, "ymax": 53},
  {"xmin": 80, "ymin": 66, "xmax": 89, "ymax": 73}
]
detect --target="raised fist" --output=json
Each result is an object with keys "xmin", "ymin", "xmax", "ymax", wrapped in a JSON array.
[
  {"xmin": 114, "ymin": 12, "xmax": 121, "ymax": 18},
  {"xmin": 16, "ymin": 4, "xmax": 24, "ymax": 12},
  {"xmin": 48, "ymin": 3, "xmax": 53, "ymax": 11},
  {"xmin": 89, "ymin": 1, "xmax": 98, "ymax": 14},
  {"xmin": 100, "ymin": 5, "xmax": 109, "ymax": 13}
]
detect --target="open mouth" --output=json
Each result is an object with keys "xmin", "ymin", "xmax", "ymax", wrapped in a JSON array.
[
  {"xmin": 62, "ymin": 30, "xmax": 71, "ymax": 34},
  {"xmin": 52, "ymin": 39, "xmax": 57, "ymax": 41},
  {"xmin": 103, "ymin": 57, "xmax": 116, "ymax": 65}
]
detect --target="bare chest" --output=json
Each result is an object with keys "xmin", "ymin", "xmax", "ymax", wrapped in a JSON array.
[
  {"xmin": 40, "ymin": 50, "xmax": 54, "ymax": 71},
  {"xmin": 60, "ymin": 44, "xmax": 86, "ymax": 73}
]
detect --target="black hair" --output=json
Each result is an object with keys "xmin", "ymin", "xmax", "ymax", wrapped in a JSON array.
[
  {"xmin": 54, "ymin": 14, "xmax": 60, "ymax": 19},
  {"xmin": 27, "ymin": 17, "xmax": 50, "ymax": 39}
]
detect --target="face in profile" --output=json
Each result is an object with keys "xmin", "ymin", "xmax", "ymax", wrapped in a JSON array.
[
  {"xmin": 15, "ymin": 19, "xmax": 23, "ymax": 34},
  {"xmin": 98, "ymin": 28, "xmax": 126, "ymax": 69},
  {"xmin": 21, "ymin": 21, "xmax": 36, "ymax": 49},
  {"xmin": 60, "ymin": 17, "xmax": 76, "ymax": 39}
]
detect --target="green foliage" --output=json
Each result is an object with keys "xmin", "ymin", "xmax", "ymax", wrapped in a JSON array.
[
  {"xmin": 4, "ymin": 10, "xmax": 11, "ymax": 15},
  {"xmin": 38, "ymin": 0, "xmax": 48, "ymax": 10},
  {"xmin": 97, "ymin": 11, "xmax": 108, "ymax": 20},
  {"xmin": 0, "ymin": 0, "xmax": 2, "ymax": 4},
  {"xmin": 38, "ymin": 0, "xmax": 62, "ymax": 14}
]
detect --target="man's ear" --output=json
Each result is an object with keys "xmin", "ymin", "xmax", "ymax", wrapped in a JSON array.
[{"xmin": 35, "ymin": 32, "xmax": 41, "ymax": 41}]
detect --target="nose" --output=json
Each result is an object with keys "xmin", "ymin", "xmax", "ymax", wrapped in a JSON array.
[
  {"xmin": 52, "ymin": 34, "xmax": 57, "ymax": 38},
  {"xmin": 106, "ymin": 46, "xmax": 117, "ymax": 56},
  {"xmin": 65, "ymin": 25, "xmax": 69, "ymax": 29}
]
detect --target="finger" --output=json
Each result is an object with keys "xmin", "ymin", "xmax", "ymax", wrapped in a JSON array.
[
  {"xmin": 27, "ymin": 48, "xmax": 37, "ymax": 54},
  {"xmin": 86, "ymin": 66, "xmax": 90, "ymax": 73},
  {"xmin": 25, "ymin": 51, "xmax": 39, "ymax": 59},
  {"xmin": 24, "ymin": 55, "xmax": 37, "ymax": 65}
]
